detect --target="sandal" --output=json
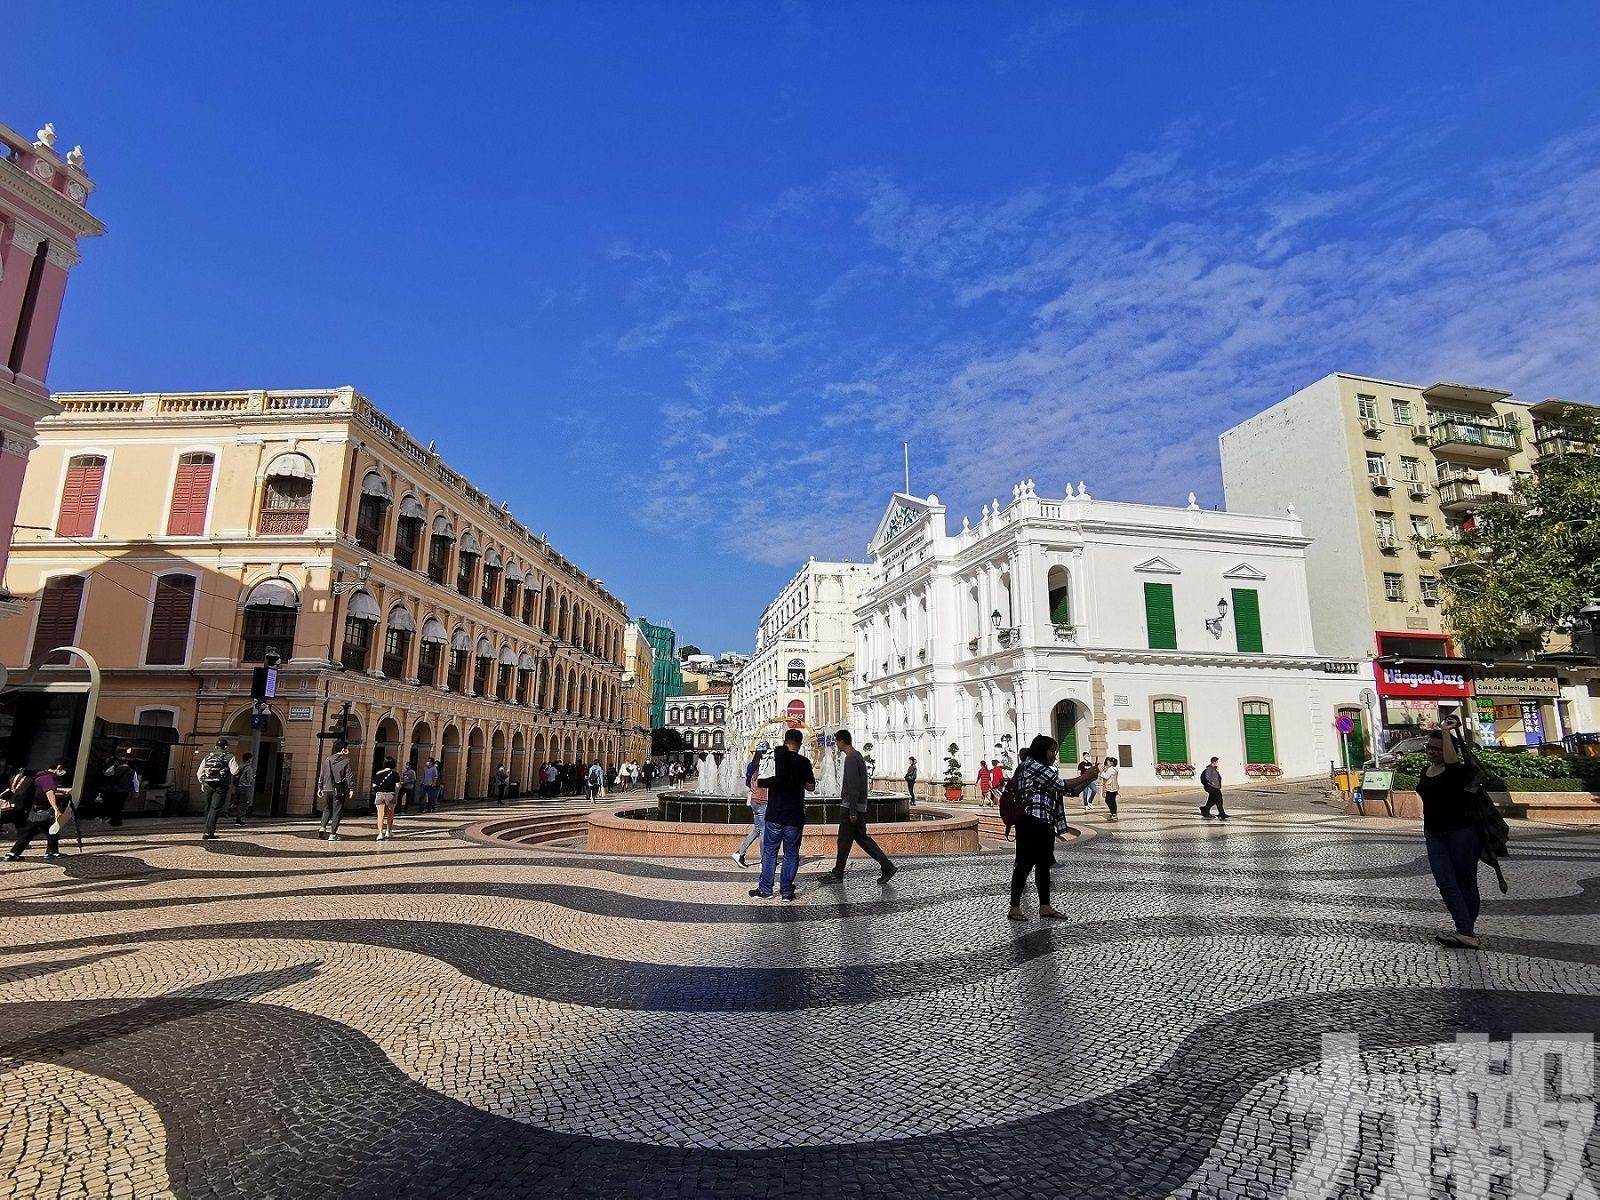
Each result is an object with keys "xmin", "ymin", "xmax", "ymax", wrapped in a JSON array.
[
  {"xmin": 1040, "ymin": 906, "xmax": 1066, "ymax": 919},
  {"xmin": 1007, "ymin": 907, "xmax": 1026, "ymax": 922},
  {"xmin": 1434, "ymin": 932, "xmax": 1481, "ymax": 949}
]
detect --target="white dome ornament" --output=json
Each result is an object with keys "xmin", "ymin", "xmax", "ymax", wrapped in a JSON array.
[
  {"xmin": 1187, "ymin": 492, "xmax": 1200, "ymax": 511},
  {"xmin": 1078, "ymin": 481, "xmax": 1091, "ymax": 501},
  {"xmin": 67, "ymin": 144, "xmax": 85, "ymax": 170},
  {"xmin": 34, "ymin": 122, "xmax": 57, "ymax": 150}
]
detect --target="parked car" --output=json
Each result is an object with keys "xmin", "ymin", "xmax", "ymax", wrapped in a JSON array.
[{"xmin": 1364, "ymin": 735, "xmax": 1430, "ymax": 770}]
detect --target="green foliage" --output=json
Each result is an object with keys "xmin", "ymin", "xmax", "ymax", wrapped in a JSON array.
[
  {"xmin": 650, "ymin": 727, "xmax": 686, "ymax": 756},
  {"xmin": 1499, "ymin": 778, "xmax": 1599, "ymax": 793},
  {"xmin": 1392, "ymin": 772, "xmax": 1420, "ymax": 791},
  {"xmin": 679, "ymin": 645, "xmax": 703, "ymax": 660},
  {"xmin": 1434, "ymin": 405, "xmax": 1600, "ymax": 652},
  {"xmin": 1397, "ymin": 748, "xmax": 1600, "ymax": 789},
  {"xmin": 942, "ymin": 742, "xmax": 963, "ymax": 787}
]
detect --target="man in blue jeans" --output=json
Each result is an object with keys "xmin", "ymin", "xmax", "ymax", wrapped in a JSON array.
[{"xmin": 752, "ymin": 728, "xmax": 815, "ymax": 901}]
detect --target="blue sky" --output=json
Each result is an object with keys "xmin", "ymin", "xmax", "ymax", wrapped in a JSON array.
[{"xmin": 8, "ymin": 3, "xmax": 1600, "ymax": 651}]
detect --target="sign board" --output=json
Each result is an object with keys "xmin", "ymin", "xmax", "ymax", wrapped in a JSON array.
[
  {"xmin": 785, "ymin": 658, "xmax": 806, "ymax": 689},
  {"xmin": 1335, "ymin": 715, "xmax": 1355, "ymax": 734},
  {"xmin": 251, "ymin": 666, "xmax": 278, "ymax": 700},
  {"xmin": 1376, "ymin": 665, "xmax": 1471, "ymax": 699},
  {"xmin": 288, "ymin": 705, "xmax": 314, "ymax": 722},
  {"xmin": 785, "ymin": 699, "xmax": 806, "ymax": 728},
  {"xmin": 1112, "ymin": 695, "xmax": 1129, "ymax": 707},
  {"xmin": 1476, "ymin": 675, "xmax": 1560, "ymax": 698},
  {"xmin": 250, "ymin": 712, "xmax": 266, "ymax": 730},
  {"xmin": 1521, "ymin": 701, "xmax": 1546, "ymax": 744},
  {"xmin": 1361, "ymin": 769, "xmax": 1395, "ymax": 793},
  {"xmin": 1321, "ymin": 661, "xmax": 1362, "ymax": 675}
]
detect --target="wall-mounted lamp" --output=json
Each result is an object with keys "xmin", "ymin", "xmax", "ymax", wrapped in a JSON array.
[
  {"xmin": 1204, "ymin": 597, "xmax": 1229, "ymax": 639},
  {"xmin": 332, "ymin": 559, "xmax": 372, "ymax": 596}
]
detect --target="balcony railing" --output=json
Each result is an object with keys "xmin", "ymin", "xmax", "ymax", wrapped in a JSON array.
[
  {"xmin": 1430, "ymin": 420, "xmax": 1520, "ymax": 456},
  {"xmin": 1436, "ymin": 479, "xmax": 1483, "ymax": 511}
]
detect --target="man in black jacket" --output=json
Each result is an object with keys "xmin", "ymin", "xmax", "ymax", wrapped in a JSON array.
[{"xmin": 752, "ymin": 728, "xmax": 815, "ymax": 901}]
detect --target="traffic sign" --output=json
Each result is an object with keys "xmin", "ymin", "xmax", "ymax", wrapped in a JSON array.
[
  {"xmin": 1335, "ymin": 715, "xmax": 1355, "ymax": 734},
  {"xmin": 250, "ymin": 712, "xmax": 266, "ymax": 730}
]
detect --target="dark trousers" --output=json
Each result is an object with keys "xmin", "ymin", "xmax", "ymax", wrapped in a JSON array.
[
  {"xmin": 102, "ymin": 790, "xmax": 129, "ymax": 826},
  {"xmin": 233, "ymin": 788, "xmax": 254, "ymax": 821},
  {"xmin": 1426, "ymin": 828, "xmax": 1484, "ymax": 935},
  {"xmin": 834, "ymin": 807, "xmax": 893, "ymax": 874},
  {"xmin": 11, "ymin": 814, "xmax": 60, "ymax": 856},
  {"xmin": 1104, "ymin": 791, "xmax": 1119, "ymax": 816},
  {"xmin": 1010, "ymin": 815, "xmax": 1055, "ymax": 907},
  {"xmin": 202, "ymin": 785, "xmax": 230, "ymax": 835},
  {"xmin": 1200, "ymin": 786, "xmax": 1228, "ymax": 817}
]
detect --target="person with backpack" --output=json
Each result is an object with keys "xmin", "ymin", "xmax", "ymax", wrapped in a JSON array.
[
  {"xmin": 1420, "ymin": 716, "xmax": 1492, "ymax": 949},
  {"xmin": 586, "ymin": 761, "xmax": 604, "ymax": 802},
  {"xmin": 100, "ymin": 748, "xmax": 138, "ymax": 827},
  {"xmin": 317, "ymin": 742, "xmax": 354, "ymax": 840},
  {"xmin": 372, "ymin": 757, "xmax": 400, "ymax": 841},
  {"xmin": 232, "ymin": 752, "xmax": 256, "ymax": 825},
  {"xmin": 197, "ymin": 739, "xmax": 238, "ymax": 842},
  {"xmin": 1001, "ymin": 735, "xmax": 1096, "ymax": 922},
  {"xmin": 6, "ymin": 759, "xmax": 71, "ymax": 862}
]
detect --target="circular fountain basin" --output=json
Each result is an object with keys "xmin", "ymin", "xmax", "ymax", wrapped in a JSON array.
[{"xmin": 587, "ymin": 790, "xmax": 980, "ymax": 857}]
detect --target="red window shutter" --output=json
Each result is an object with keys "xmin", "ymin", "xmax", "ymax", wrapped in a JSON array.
[
  {"xmin": 145, "ymin": 574, "xmax": 197, "ymax": 665},
  {"xmin": 31, "ymin": 576, "xmax": 85, "ymax": 665},
  {"xmin": 166, "ymin": 456, "xmax": 214, "ymax": 536},
  {"xmin": 55, "ymin": 459, "xmax": 105, "ymax": 537}
]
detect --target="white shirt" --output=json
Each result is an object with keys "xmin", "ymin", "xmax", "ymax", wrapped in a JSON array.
[{"xmin": 1101, "ymin": 764, "xmax": 1120, "ymax": 791}]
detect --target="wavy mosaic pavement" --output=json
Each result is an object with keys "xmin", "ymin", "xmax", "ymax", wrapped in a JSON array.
[{"xmin": 2, "ymin": 792, "xmax": 1598, "ymax": 1196}]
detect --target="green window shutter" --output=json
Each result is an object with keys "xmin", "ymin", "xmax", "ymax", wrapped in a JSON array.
[
  {"xmin": 1153, "ymin": 705, "xmax": 1188, "ymax": 762},
  {"xmin": 1144, "ymin": 582, "xmax": 1177, "ymax": 649},
  {"xmin": 1232, "ymin": 588, "xmax": 1263, "ymax": 653},
  {"xmin": 1242, "ymin": 709, "xmax": 1276, "ymax": 764},
  {"xmin": 1049, "ymin": 586, "xmax": 1071, "ymax": 625},
  {"xmin": 1054, "ymin": 705, "xmax": 1078, "ymax": 762}
]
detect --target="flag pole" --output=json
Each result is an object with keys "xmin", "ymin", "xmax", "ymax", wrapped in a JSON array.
[{"xmin": 903, "ymin": 442, "xmax": 910, "ymax": 494}]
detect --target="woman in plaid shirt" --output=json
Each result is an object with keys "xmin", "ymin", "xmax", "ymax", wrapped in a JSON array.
[{"xmin": 1007, "ymin": 734, "xmax": 1098, "ymax": 921}]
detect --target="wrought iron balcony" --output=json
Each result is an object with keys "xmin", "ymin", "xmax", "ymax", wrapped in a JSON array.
[{"xmin": 1430, "ymin": 419, "xmax": 1520, "ymax": 460}]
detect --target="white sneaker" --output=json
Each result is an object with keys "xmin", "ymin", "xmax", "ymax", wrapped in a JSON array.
[{"xmin": 731, "ymin": 852, "xmax": 745, "ymax": 867}]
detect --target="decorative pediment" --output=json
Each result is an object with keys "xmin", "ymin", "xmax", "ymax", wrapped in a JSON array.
[
  {"xmin": 1222, "ymin": 562, "xmax": 1267, "ymax": 580},
  {"xmin": 870, "ymin": 493, "xmax": 937, "ymax": 552},
  {"xmin": 1133, "ymin": 556, "xmax": 1181, "ymax": 575}
]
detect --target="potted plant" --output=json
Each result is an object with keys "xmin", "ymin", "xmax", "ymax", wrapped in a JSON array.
[
  {"xmin": 942, "ymin": 742, "xmax": 965, "ymax": 802},
  {"xmin": 967, "ymin": 637, "xmax": 979, "ymax": 653},
  {"xmin": 1155, "ymin": 761, "xmax": 1196, "ymax": 779},
  {"xmin": 1052, "ymin": 622, "xmax": 1076, "ymax": 641},
  {"xmin": 1244, "ymin": 763, "xmax": 1283, "ymax": 778}
]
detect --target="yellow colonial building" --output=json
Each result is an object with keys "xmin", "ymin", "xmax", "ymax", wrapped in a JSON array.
[
  {"xmin": 620, "ymin": 622, "xmax": 654, "ymax": 764},
  {"xmin": 0, "ymin": 386, "xmax": 629, "ymax": 813},
  {"xmin": 809, "ymin": 654, "xmax": 852, "ymax": 732}
]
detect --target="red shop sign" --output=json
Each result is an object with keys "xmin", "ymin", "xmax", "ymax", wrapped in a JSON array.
[{"xmin": 1375, "ymin": 664, "xmax": 1472, "ymax": 699}]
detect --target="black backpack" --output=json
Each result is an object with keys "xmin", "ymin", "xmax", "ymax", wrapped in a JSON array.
[{"xmin": 200, "ymin": 751, "xmax": 232, "ymax": 786}]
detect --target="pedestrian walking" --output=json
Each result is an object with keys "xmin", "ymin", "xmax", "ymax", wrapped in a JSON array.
[
  {"xmin": 904, "ymin": 756, "xmax": 918, "ymax": 804},
  {"xmin": 493, "ymin": 763, "xmax": 509, "ymax": 805},
  {"xmin": 1002, "ymin": 735, "xmax": 1096, "ymax": 921},
  {"xmin": 317, "ymin": 741, "xmax": 354, "ymax": 840},
  {"xmin": 1421, "ymin": 718, "xmax": 1487, "ymax": 949},
  {"xmin": 1100, "ymin": 757, "xmax": 1120, "ymax": 821},
  {"xmin": 233, "ymin": 752, "xmax": 256, "ymax": 824},
  {"xmin": 1078, "ymin": 755, "xmax": 1097, "ymax": 809},
  {"xmin": 977, "ymin": 760, "xmax": 993, "ymax": 806},
  {"xmin": 100, "ymin": 748, "xmax": 137, "ymax": 827},
  {"xmin": 398, "ymin": 762, "xmax": 417, "ymax": 813},
  {"xmin": 373, "ymin": 758, "xmax": 399, "ymax": 840},
  {"xmin": 197, "ymin": 739, "xmax": 237, "ymax": 842},
  {"xmin": 990, "ymin": 759, "xmax": 1007, "ymax": 800},
  {"xmin": 732, "ymin": 748, "xmax": 767, "ymax": 868},
  {"xmin": 820, "ymin": 729, "xmax": 896, "ymax": 884},
  {"xmin": 586, "ymin": 761, "xmax": 604, "ymax": 802},
  {"xmin": 5, "ymin": 760, "xmax": 71, "ymax": 862},
  {"xmin": 752, "ymin": 728, "xmax": 815, "ymax": 901},
  {"xmin": 421, "ymin": 757, "xmax": 441, "ymax": 811},
  {"xmin": 1198, "ymin": 757, "xmax": 1230, "ymax": 820}
]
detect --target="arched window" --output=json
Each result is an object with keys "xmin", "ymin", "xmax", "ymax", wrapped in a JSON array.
[
  {"xmin": 341, "ymin": 590, "xmax": 381, "ymax": 672},
  {"xmin": 32, "ymin": 574, "xmax": 87, "ymax": 666},
  {"xmin": 1153, "ymin": 698, "xmax": 1189, "ymax": 765},
  {"xmin": 428, "ymin": 515, "xmax": 455, "ymax": 585},
  {"xmin": 503, "ymin": 561, "xmax": 522, "ymax": 619},
  {"xmin": 355, "ymin": 471, "xmax": 391, "ymax": 553},
  {"xmin": 382, "ymin": 606, "xmax": 415, "ymax": 678},
  {"xmin": 1047, "ymin": 565, "xmax": 1071, "ymax": 627},
  {"xmin": 669, "ymin": 706, "xmax": 680, "ymax": 724},
  {"xmin": 698, "ymin": 730, "xmax": 709, "ymax": 748},
  {"xmin": 394, "ymin": 495, "xmax": 426, "ymax": 570},
  {"xmin": 481, "ymin": 548, "xmax": 503, "ymax": 609},
  {"xmin": 166, "ymin": 452, "xmax": 214, "ymax": 537},
  {"xmin": 259, "ymin": 455, "xmax": 314, "ymax": 535},
  {"xmin": 240, "ymin": 578, "xmax": 299, "ymax": 663},
  {"xmin": 714, "ymin": 705, "xmax": 724, "ymax": 722},
  {"xmin": 56, "ymin": 454, "xmax": 107, "ymax": 537},
  {"xmin": 456, "ymin": 532, "xmax": 481, "ymax": 598},
  {"xmin": 698, "ymin": 704, "xmax": 710, "ymax": 725},
  {"xmin": 473, "ymin": 635, "xmax": 493, "ymax": 696},
  {"xmin": 418, "ymin": 617, "xmax": 447, "ymax": 686},
  {"xmin": 516, "ymin": 651, "xmax": 536, "ymax": 704},
  {"xmin": 447, "ymin": 627, "xmax": 470, "ymax": 691},
  {"xmin": 146, "ymin": 572, "xmax": 197, "ymax": 665},
  {"xmin": 712, "ymin": 730, "xmax": 724, "ymax": 750},
  {"xmin": 1241, "ymin": 700, "xmax": 1276, "ymax": 765}
]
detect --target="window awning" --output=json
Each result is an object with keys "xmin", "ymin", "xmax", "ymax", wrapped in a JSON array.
[
  {"xmin": 399, "ymin": 494, "xmax": 426, "ymax": 521},
  {"xmin": 505, "ymin": 561, "xmax": 524, "ymax": 583},
  {"xmin": 387, "ymin": 606, "xmax": 416, "ymax": 633},
  {"xmin": 360, "ymin": 471, "xmax": 391, "ymax": 500},
  {"xmin": 421, "ymin": 617, "xmax": 447, "ymax": 643},
  {"xmin": 459, "ymin": 532, "xmax": 481, "ymax": 556},
  {"xmin": 346, "ymin": 590, "xmax": 381, "ymax": 622},
  {"xmin": 498, "ymin": 645, "xmax": 516, "ymax": 665},
  {"xmin": 265, "ymin": 453, "xmax": 314, "ymax": 479},
  {"xmin": 524, "ymin": 573, "xmax": 542, "ymax": 593},
  {"xmin": 476, "ymin": 636, "xmax": 493, "ymax": 657},
  {"xmin": 432, "ymin": 514, "xmax": 455, "ymax": 538},
  {"xmin": 451, "ymin": 628, "xmax": 471, "ymax": 651},
  {"xmin": 242, "ymin": 579, "xmax": 298, "ymax": 609},
  {"xmin": 518, "ymin": 651, "xmax": 537, "ymax": 670},
  {"xmin": 483, "ymin": 548, "xmax": 503, "ymax": 570}
]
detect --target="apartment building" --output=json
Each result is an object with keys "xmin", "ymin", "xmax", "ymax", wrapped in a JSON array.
[
  {"xmin": 1220, "ymin": 373, "xmax": 1597, "ymax": 748},
  {"xmin": 0, "ymin": 387, "xmax": 628, "ymax": 812}
]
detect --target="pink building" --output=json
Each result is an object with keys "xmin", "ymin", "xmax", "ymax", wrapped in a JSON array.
[{"xmin": 0, "ymin": 119, "xmax": 104, "ymax": 606}]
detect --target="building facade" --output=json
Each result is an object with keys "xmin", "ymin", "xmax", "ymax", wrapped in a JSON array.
[
  {"xmin": 0, "ymin": 119, "xmax": 103, "ymax": 599},
  {"xmin": 809, "ymin": 654, "xmax": 853, "ymax": 734},
  {"xmin": 636, "ymin": 617, "xmax": 682, "ymax": 729},
  {"xmin": 1220, "ymin": 373, "xmax": 1598, "ymax": 749},
  {"xmin": 666, "ymin": 688, "xmax": 729, "ymax": 753},
  {"xmin": 0, "ymin": 387, "xmax": 628, "ymax": 812},
  {"xmin": 621, "ymin": 622, "xmax": 654, "ymax": 764},
  {"xmin": 730, "ymin": 559, "xmax": 869, "ymax": 739},
  {"xmin": 850, "ymin": 486, "xmax": 1363, "ymax": 791}
]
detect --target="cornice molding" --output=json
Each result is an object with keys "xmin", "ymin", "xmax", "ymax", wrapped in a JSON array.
[{"xmin": 0, "ymin": 159, "xmax": 105, "ymax": 240}]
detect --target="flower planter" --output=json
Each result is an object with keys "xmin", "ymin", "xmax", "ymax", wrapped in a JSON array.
[{"xmin": 943, "ymin": 786, "xmax": 964, "ymax": 802}]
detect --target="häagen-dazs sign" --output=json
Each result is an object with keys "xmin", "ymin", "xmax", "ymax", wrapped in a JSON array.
[{"xmin": 1377, "ymin": 665, "xmax": 1471, "ymax": 698}]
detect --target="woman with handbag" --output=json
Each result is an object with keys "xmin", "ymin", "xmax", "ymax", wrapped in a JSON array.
[
  {"xmin": 732, "ymin": 748, "xmax": 768, "ymax": 869},
  {"xmin": 1005, "ymin": 734, "xmax": 1097, "ymax": 922},
  {"xmin": 1420, "ymin": 716, "xmax": 1485, "ymax": 949}
]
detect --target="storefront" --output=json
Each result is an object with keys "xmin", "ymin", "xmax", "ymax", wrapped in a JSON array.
[
  {"xmin": 1473, "ymin": 672, "xmax": 1563, "ymax": 748},
  {"xmin": 1374, "ymin": 632, "xmax": 1473, "ymax": 745}
]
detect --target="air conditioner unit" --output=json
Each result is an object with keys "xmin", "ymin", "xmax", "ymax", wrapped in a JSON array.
[
  {"xmin": 1360, "ymin": 417, "xmax": 1384, "ymax": 435},
  {"xmin": 1411, "ymin": 424, "xmax": 1431, "ymax": 441},
  {"xmin": 1408, "ymin": 481, "xmax": 1431, "ymax": 499},
  {"xmin": 1377, "ymin": 535, "xmax": 1399, "ymax": 552},
  {"xmin": 1369, "ymin": 474, "xmax": 1392, "ymax": 491},
  {"xmin": 1413, "ymin": 539, "xmax": 1436, "ymax": 556}
]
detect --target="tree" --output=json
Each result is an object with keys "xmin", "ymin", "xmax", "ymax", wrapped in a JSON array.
[
  {"xmin": 651, "ymin": 727, "xmax": 686, "ymax": 756},
  {"xmin": 1436, "ymin": 405, "xmax": 1600, "ymax": 654},
  {"xmin": 679, "ymin": 645, "xmax": 703, "ymax": 660}
]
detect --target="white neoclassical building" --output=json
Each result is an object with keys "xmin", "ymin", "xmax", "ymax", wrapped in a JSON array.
[
  {"xmin": 850, "ymin": 484, "xmax": 1369, "ymax": 789},
  {"xmin": 731, "ymin": 559, "xmax": 871, "ymax": 741}
]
